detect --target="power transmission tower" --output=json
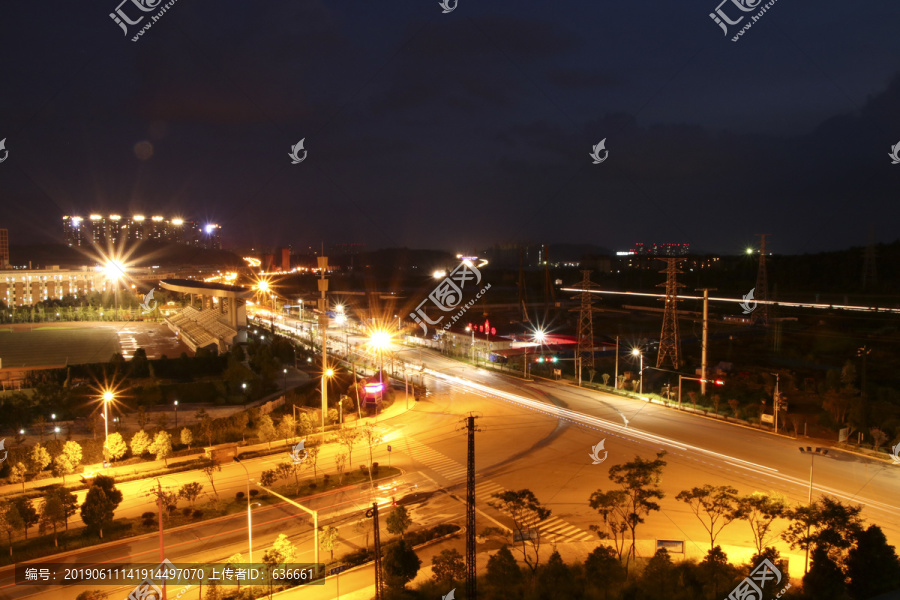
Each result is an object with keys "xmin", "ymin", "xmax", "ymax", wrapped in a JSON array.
[
  {"xmin": 862, "ymin": 230, "xmax": 877, "ymax": 290},
  {"xmin": 366, "ymin": 502, "xmax": 384, "ymax": 600},
  {"xmin": 570, "ymin": 270, "xmax": 601, "ymax": 374},
  {"xmin": 750, "ymin": 234, "xmax": 770, "ymax": 326},
  {"xmin": 464, "ymin": 414, "xmax": 482, "ymax": 600},
  {"xmin": 657, "ymin": 258, "xmax": 684, "ymax": 369}
]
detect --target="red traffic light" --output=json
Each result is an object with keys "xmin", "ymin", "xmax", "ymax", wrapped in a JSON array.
[{"xmin": 714, "ymin": 380, "xmax": 724, "ymax": 386}]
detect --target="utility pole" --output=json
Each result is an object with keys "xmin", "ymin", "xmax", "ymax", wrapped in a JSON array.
[
  {"xmin": 156, "ymin": 480, "xmax": 167, "ymax": 600},
  {"xmin": 696, "ymin": 288, "xmax": 716, "ymax": 397},
  {"xmin": 751, "ymin": 234, "xmax": 770, "ymax": 326},
  {"xmin": 318, "ymin": 246, "xmax": 329, "ymax": 431},
  {"xmin": 657, "ymin": 258, "xmax": 684, "ymax": 369},
  {"xmin": 464, "ymin": 414, "xmax": 481, "ymax": 600},
  {"xmin": 771, "ymin": 372, "xmax": 780, "ymax": 434},
  {"xmin": 367, "ymin": 503, "xmax": 384, "ymax": 600},
  {"xmin": 614, "ymin": 335, "xmax": 619, "ymax": 389}
]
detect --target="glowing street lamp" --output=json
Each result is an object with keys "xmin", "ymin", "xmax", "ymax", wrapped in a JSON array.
[
  {"xmin": 321, "ymin": 368, "xmax": 335, "ymax": 430},
  {"xmin": 102, "ymin": 390, "xmax": 114, "ymax": 463},
  {"xmin": 173, "ymin": 399, "xmax": 179, "ymax": 428},
  {"xmin": 631, "ymin": 348, "xmax": 643, "ymax": 395},
  {"xmin": 465, "ymin": 326, "xmax": 475, "ymax": 361},
  {"xmin": 367, "ymin": 329, "xmax": 392, "ymax": 387},
  {"xmin": 104, "ymin": 260, "xmax": 125, "ymax": 320}
]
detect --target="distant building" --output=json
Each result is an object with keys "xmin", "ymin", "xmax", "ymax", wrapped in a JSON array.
[
  {"xmin": 0, "ymin": 229, "xmax": 8, "ymax": 268},
  {"xmin": 629, "ymin": 242, "xmax": 691, "ymax": 256},
  {"xmin": 62, "ymin": 214, "xmax": 222, "ymax": 250},
  {"xmin": 281, "ymin": 247, "xmax": 291, "ymax": 271},
  {"xmin": 0, "ymin": 266, "xmax": 108, "ymax": 307}
]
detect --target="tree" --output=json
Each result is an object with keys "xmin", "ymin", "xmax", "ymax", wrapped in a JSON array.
[
  {"xmin": 196, "ymin": 408, "xmax": 215, "ymax": 447},
  {"xmin": 80, "ymin": 474, "xmax": 123, "ymax": 538},
  {"xmin": 106, "ymin": 432, "xmax": 127, "ymax": 462},
  {"xmin": 8, "ymin": 462, "xmax": 27, "ymax": 493},
  {"xmin": 130, "ymin": 430, "xmax": 151, "ymax": 457},
  {"xmin": 304, "ymin": 446, "xmax": 320, "ymax": 484},
  {"xmin": 488, "ymin": 489, "xmax": 551, "ymax": 574},
  {"xmin": 354, "ymin": 517, "xmax": 373, "ymax": 551},
  {"xmin": 338, "ymin": 427, "xmax": 360, "ymax": 467},
  {"xmin": 262, "ymin": 534, "xmax": 297, "ymax": 598},
  {"xmin": 148, "ymin": 431, "xmax": 173, "ymax": 466},
  {"xmin": 12, "ymin": 497, "xmax": 37, "ymax": 540},
  {"xmin": 180, "ymin": 427, "xmax": 194, "ymax": 449},
  {"xmin": 675, "ymin": 484, "xmax": 739, "ymax": 549},
  {"xmin": 639, "ymin": 549, "xmax": 678, "ymax": 599},
  {"xmin": 319, "ymin": 525, "xmax": 339, "ymax": 561},
  {"xmin": 537, "ymin": 550, "xmax": 579, "ymax": 600},
  {"xmin": 486, "ymin": 545, "xmax": 523, "ymax": 592},
  {"xmin": 39, "ymin": 494, "xmax": 67, "ymax": 547},
  {"xmin": 804, "ymin": 546, "xmax": 847, "ymax": 600},
  {"xmin": 202, "ymin": 463, "xmax": 222, "ymax": 499},
  {"xmin": 734, "ymin": 492, "xmax": 787, "ymax": 556},
  {"xmin": 297, "ymin": 412, "xmax": 313, "ymax": 439},
  {"xmin": 53, "ymin": 440, "xmax": 83, "ymax": 484},
  {"xmin": 0, "ymin": 502, "xmax": 24, "ymax": 557},
  {"xmin": 257, "ymin": 415, "xmax": 277, "ymax": 449},
  {"xmin": 698, "ymin": 546, "xmax": 738, "ymax": 600},
  {"xmin": 783, "ymin": 496, "xmax": 863, "ymax": 574},
  {"xmin": 588, "ymin": 489, "xmax": 631, "ymax": 562},
  {"xmin": 603, "ymin": 451, "xmax": 667, "ymax": 561},
  {"xmin": 846, "ymin": 525, "xmax": 900, "ymax": 600},
  {"xmin": 360, "ymin": 424, "xmax": 382, "ymax": 486},
  {"xmin": 178, "ymin": 482, "xmax": 204, "ymax": 507},
  {"xmin": 29, "ymin": 443, "xmax": 51, "ymax": 474},
  {"xmin": 278, "ymin": 414, "xmax": 296, "ymax": 443},
  {"xmin": 53, "ymin": 488, "xmax": 78, "ymax": 532},
  {"xmin": 224, "ymin": 553, "xmax": 244, "ymax": 594},
  {"xmin": 584, "ymin": 545, "xmax": 626, "ymax": 600},
  {"xmin": 259, "ymin": 468, "xmax": 279, "ymax": 488},
  {"xmin": 383, "ymin": 538, "xmax": 421, "ymax": 590},
  {"xmin": 334, "ymin": 452, "xmax": 347, "ymax": 485},
  {"xmin": 386, "ymin": 506, "xmax": 413, "ymax": 538},
  {"xmin": 431, "ymin": 548, "xmax": 465, "ymax": 586}
]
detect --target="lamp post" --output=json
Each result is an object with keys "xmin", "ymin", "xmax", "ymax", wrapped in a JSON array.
[
  {"xmin": 105, "ymin": 260, "xmax": 125, "ymax": 321},
  {"xmin": 232, "ymin": 457, "xmax": 254, "ymax": 563},
  {"xmin": 102, "ymin": 391, "xmax": 113, "ymax": 463},
  {"xmin": 632, "ymin": 348, "xmax": 643, "ymax": 395},
  {"xmin": 321, "ymin": 368, "xmax": 334, "ymax": 430},
  {"xmin": 53, "ymin": 426, "xmax": 59, "ymax": 441},
  {"xmin": 465, "ymin": 326, "xmax": 475, "ymax": 362},
  {"xmin": 283, "ymin": 368, "xmax": 288, "ymax": 391},
  {"xmin": 173, "ymin": 400, "xmax": 178, "ymax": 429},
  {"xmin": 798, "ymin": 446, "xmax": 828, "ymax": 574},
  {"xmin": 254, "ymin": 483, "xmax": 319, "ymax": 576}
]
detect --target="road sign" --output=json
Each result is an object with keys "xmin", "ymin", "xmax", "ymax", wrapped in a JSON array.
[
  {"xmin": 387, "ymin": 445, "xmax": 392, "ymax": 452},
  {"xmin": 761, "ymin": 414, "xmax": 774, "ymax": 424},
  {"xmin": 330, "ymin": 565, "xmax": 347, "ymax": 575}
]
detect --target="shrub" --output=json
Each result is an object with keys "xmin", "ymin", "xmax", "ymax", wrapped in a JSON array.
[
  {"xmin": 182, "ymin": 507, "xmax": 192, "ymax": 517},
  {"xmin": 141, "ymin": 518, "xmax": 155, "ymax": 528},
  {"xmin": 141, "ymin": 512, "xmax": 155, "ymax": 520},
  {"xmin": 192, "ymin": 510, "xmax": 203, "ymax": 519},
  {"xmin": 372, "ymin": 462, "xmax": 380, "ymax": 475},
  {"xmin": 249, "ymin": 489, "xmax": 259, "ymax": 498},
  {"xmin": 166, "ymin": 504, "xmax": 177, "ymax": 514},
  {"xmin": 359, "ymin": 465, "xmax": 369, "ymax": 475},
  {"xmin": 323, "ymin": 474, "xmax": 331, "ymax": 486},
  {"xmin": 236, "ymin": 491, "xmax": 245, "ymax": 501}
]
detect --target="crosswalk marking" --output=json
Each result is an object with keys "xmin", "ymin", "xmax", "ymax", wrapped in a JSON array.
[{"xmin": 400, "ymin": 439, "xmax": 594, "ymax": 543}]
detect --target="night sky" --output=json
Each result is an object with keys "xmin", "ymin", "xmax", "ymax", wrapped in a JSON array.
[{"xmin": 2, "ymin": 1, "xmax": 900, "ymax": 255}]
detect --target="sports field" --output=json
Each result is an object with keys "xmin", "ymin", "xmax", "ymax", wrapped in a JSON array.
[{"xmin": 0, "ymin": 322, "xmax": 190, "ymax": 368}]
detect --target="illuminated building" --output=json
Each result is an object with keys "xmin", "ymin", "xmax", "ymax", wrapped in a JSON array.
[
  {"xmin": 0, "ymin": 266, "xmax": 108, "ymax": 306},
  {"xmin": 0, "ymin": 229, "xmax": 8, "ymax": 268},
  {"xmin": 62, "ymin": 215, "xmax": 222, "ymax": 250}
]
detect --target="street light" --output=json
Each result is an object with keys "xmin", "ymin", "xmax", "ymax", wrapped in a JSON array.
[
  {"xmin": 173, "ymin": 400, "xmax": 178, "ymax": 429},
  {"xmin": 798, "ymin": 446, "xmax": 829, "ymax": 574},
  {"xmin": 232, "ymin": 457, "xmax": 254, "ymax": 563},
  {"xmin": 283, "ymin": 368, "xmax": 288, "ymax": 391},
  {"xmin": 102, "ymin": 391, "xmax": 114, "ymax": 463},
  {"xmin": 632, "ymin": 348, "xmax": 643, "ymax": 395},
  {"xmin": 465, "ymin": 326, "xmax": 475, "ymax": 362},
  {"xmin": 53, "ymin": 426, "xmax": 60, "ymax": 441},
  {"xmin": 321, "ymin": 368, "xmax": 334, "ymax": 430},
  {"xmin": 254, "ymin": 482, "xmax": 320, "ymax": 576},
  {"xmin": 104, "ymin": 260, "xmax": 125, "ymax": 320}
]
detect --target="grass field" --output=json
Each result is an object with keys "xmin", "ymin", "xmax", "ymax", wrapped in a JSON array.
[{"xmin": 0, "ymin": 327, "xmax": 121, "ymax": 368}]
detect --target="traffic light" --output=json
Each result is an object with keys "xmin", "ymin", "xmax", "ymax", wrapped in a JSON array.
[
  {"xmin": 551, "ymin": 356, "xmax": 558, "ymax": 363},
  {"xmin": 714, "ymin": 380, "xmax": 724, "ymax": 386},
  {"xmin": 535, "ymin": 357, "xmax": 544, "ymax": 363}
]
